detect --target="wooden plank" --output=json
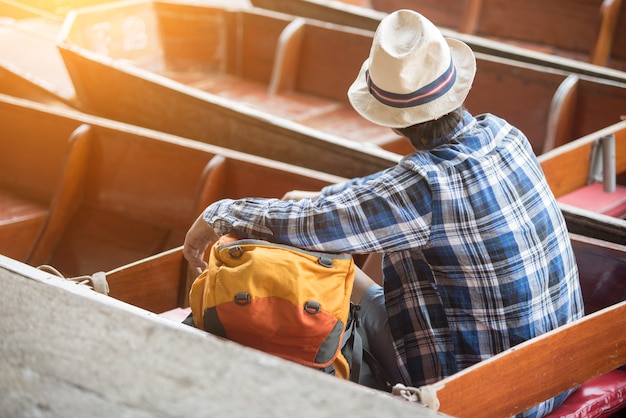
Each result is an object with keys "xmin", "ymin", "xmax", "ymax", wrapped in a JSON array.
[
  {"xmin": 590, "ymin": 0, "xmax": 622, "ymax": 66},
  {"xmin": 269, "ymin": 18, "xmax": 306, "ymax": 94},
  {"xmin": 57, "ymin": 2, "xmax": 402, "ymax": 176},
  {"xmin": 571, "ymin": 234, "xmax": 626, "ymax": 314},
  {"xmin": 420, "ymin": 300, "xmax": 626, "ymax": 418},
  {"xmin": 539, "ymin": 121, "xmax": 626, "ymax": 197},
  {"xmin": 0, "ymin": 191, "xmax": 47, "ymax": 261},
  {"xmin": 539, "ymin": 120, "xmax": 626, "ymax": 243},
  {"xmin": 27, "ymin": 124, "xmax": 92, "ymax": 266},
  {"xmin": 544, "ymin": 74, "xmax": 578, "ymax": 153},
  {"xmin": 0, "ymin": 9, "xmax": 76, "ymax": 105},
  {"xmin": 105, "ymin": 246, "xmax": 186, "ymax": 313},
  {"xmin": 560, "ymin": 203, "xmax": 626, "ymax": 246}
]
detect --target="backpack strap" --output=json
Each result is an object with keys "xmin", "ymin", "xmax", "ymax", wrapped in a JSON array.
[
  {"xmin": 342, "ymin": 302, "xmax": 393, "ymax": 391},
  {"xmin": 343, "ymin": 303, "xmax": 364, "ymax": 383}
]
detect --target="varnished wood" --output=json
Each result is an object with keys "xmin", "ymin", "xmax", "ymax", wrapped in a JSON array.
[
  {"xmin": 104, "ymin": 246, "xmax": 187, "ymax": 314},
  {"xmin": 544, "ymin": 75, "xmax": 578, "ymax": 153},
  {"xmin": 539, "ymin": 120, "xmax": 626, "ymax": 198},
  {"xmin": 410, "ymin": 234, "xmax": 626, "ymax": 417},
  {"xmin": 0, "ymin": 6, "xmax": 76, "ymax": 106},
  {"xmin": 539, "ymin": 120, "xmax": 626, "ymax": 245},
  {"xmin": 591, "ymin": 0, "xmax": 622, "ymax": 66},
  {"xmin": 461, "ymin": 0, "xmax": 482, "ymax": 34},
  {"xmin": 0, "ymin": 94, "xmax": 346, "ymax": 279},
  {"xmin": 424, "ymin": 299, "xmax": 626, "ymax": 418},
  {"xmin": 572, "ymin": 234, "xmax": 626, "ymax": 314},
  {"xmin": 56, "ymin": 0, "xmax": 626, "ymax": 163},
  {"xmin": 269, "ymin": 18, "xmax": 306, "ymax": 94},
  {"xmin": 1, "ymin": 253, "xmax": 446, "ymax": 417},
  {"xmin": 27, "ymin": 124, "xmax": 92, "ymax": 265},
  {"xmin": 262, "ymin": 0, "xmax": 626, "ymax": 72},
  {"xmin": 97, "ymin": 232, "xmax": 626, "ymax": 416},
  {"xmin": 251, "ymin": 0, "xmax": 626, "ymax": 81},
  {"xmin": 54, "ymin": 1, "xmax": 401, "ymax": 178},
  {"xmin": 0, "ymin": 191, "xmax": 47, "ymax": 260},
  {"xmin": 0, "ymin": 93, "xmax": 83, "ymax": 262}
]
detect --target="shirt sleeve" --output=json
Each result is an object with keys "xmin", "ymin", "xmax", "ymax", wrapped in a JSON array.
[
  {"xmin": 202, "ymin": 163, "xmax": 433, "ymax": 254},
  {"xmin": 320, "ymin": 168, "xmax": 391, "ymax": 196}
]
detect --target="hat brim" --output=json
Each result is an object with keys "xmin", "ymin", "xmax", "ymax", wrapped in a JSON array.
[{"xmin": 348, "ymin": 38, "xmax": 476, "ymax": 128}]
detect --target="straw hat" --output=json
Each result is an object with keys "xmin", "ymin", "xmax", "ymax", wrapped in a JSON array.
[{"xmin": 348, "ymin": 9, "xmax": 476, "ymax": 128}]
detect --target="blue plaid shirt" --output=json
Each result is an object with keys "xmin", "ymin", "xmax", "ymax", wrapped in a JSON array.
[{"xmin": 203, "ymin": 112, "xmax": 583, "ymax": 413}]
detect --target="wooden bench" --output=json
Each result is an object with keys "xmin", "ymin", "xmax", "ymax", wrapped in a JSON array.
[
  {"xmin": 100, "ymin": 151, "xmax": 346, "ymax": 313},
  {"xmin": 252, "ymin": 0, "xmax": 626, "ymax": 82},
  {"xmin": 539, "ymin": 120, "xmax": 626, "ymax": 244},
  {"xmin": 32, "ymin": 129, "xmax": 343, "ymax": 278},
  {"xmin": 0, "ymin": 106, "xmax": 90, "ymax": 261},
  {"xmin": 0, "ymin": 94, "xmax": 345, "ymax": 280}
]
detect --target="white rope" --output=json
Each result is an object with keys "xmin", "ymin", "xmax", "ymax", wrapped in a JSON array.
[
  {"xmin": 37, "ymin": 265, "xmax": 109, "ymax": 295},
  {"xmin": 391, "ymin": 383, "xmax": 441, "ymax": 411}
]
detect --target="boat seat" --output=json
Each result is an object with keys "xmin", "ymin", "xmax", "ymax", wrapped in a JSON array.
[
  {"xmin": 590, "ymin": 0, "xmax": 622, "ymax": 66},
  {"xmin": 557, "ymin": 182, "xmax": 626, "ymax": 219},
  {"xmin": 556, "ymin": 133, "xmax": 626, "ymax": 219},
  {"xmin": 27, "ymin": 124, "xmax": 92, "ymax": 266},
  {"xmin": 0, "ymin": 122, "xmax": 92, "ymax": 263},
  {"xmin": 544, "ymin": 369, "xmax": 626, "ymax": 418},
  {"xmin": 104, "ymin": 246, "xmax": 188, "ymax": 314},
  {"xmin": 543, "ymin": 74, "xmax": 578, "ymax": 154},
  {"xmin": 0, "ymin": 188, "xmax": 48, "ymax": 261}
]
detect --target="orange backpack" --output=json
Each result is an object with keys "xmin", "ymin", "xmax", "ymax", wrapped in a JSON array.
[{"xmin": 189, "ymin": 234, "xmax": 355, "ymax": 378}]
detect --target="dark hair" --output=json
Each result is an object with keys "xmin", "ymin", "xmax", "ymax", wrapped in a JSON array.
[{"xmin": 396, "ymin": 107, "xmax": 465, "ymax": 150}]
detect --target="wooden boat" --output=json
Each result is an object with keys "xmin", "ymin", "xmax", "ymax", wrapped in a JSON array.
[
  {"xmin": 100, "ymin": 234, "xmax": 626, "ymax": 418},
  {"xmin": 6, "ymin": 230, "xmax": 621, "ymax": 417},
  {"xmin": 0, "ymin": 252, "xmax": 443, "ymax": 418},
  {"xmin": 2, "ymin": 0, "xmax": 253, "ymax": 17},
  {"xmin": 0, "ymin": 1, "xmax": 77, "ymax": 107},
  {"xmin": 539, "ymin": 119, "xmax": 626, "ymax": 246},
  {"xmin": 252, "ymin": 0, "xmax": 626, "ymax": 74},
  {"xmin": 3, "ymin": 0, "xmax": 131, "ymax": 16},
  {"xmin": 51, "ymin": 1, "xmax": 405, "ymax": 178},
  {"xmin": 0, "ymin": 93, "xmax": 350, "ymax": 277},
  {"xmin": 56, "ymin": 0, "xmax": 626, "ymax": 161}
]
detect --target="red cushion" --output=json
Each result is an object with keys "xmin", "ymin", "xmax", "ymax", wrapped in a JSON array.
[
  {"xmin": 557, "ymin": 183, "xmax": 626, "ymax": 218},
  {"xmin": 545, "ymin": 370, "xmax": 626, "ymax": 418}
]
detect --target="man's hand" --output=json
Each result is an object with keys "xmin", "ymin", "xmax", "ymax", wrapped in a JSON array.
[{"xmin": 183, "ymin": 215, "xmax": 219, "ymax": 275}]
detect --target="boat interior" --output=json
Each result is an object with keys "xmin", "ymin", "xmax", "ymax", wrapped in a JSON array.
[
  {"xmin": 1, "ymin": 0, "xmax": 624, "ymax": 163},
  {"xmin": 540, "ymin": 119, "xmax": 626, "ymax": 244},
  {"xmin": 54, "ymin": 0, "xmax": 626, "ymax": 157},
  {"xmin": 0, "ymin": 94, "xmax": 345, "ymax": 277},
  {"xmin": 100, "ymin": 232, "xmax": 626, "ymax": 416},
  {"xmin": 289, "ymin": 0, "xmax": 626, "ymax": 72},
  {"xmin": 1, "ymin": 1, "xmax": 626, "ymax": 416},
  {"xmin": 0, "ymin": 2, "xmax": 76, "ymax": 105}
]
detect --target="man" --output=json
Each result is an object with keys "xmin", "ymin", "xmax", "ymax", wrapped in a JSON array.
[{"xmin": 184, "ymin": 9, "xmax": 583, "ymax": 417}]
